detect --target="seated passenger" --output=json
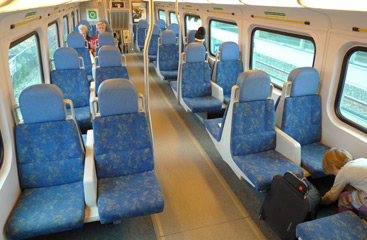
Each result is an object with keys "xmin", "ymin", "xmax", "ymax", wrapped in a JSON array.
[
  {"xmin": 90, "ymin": 21, "xmax": 106, "ymax": 54},
  {"xmin": 195, "ymin": 27, "xmax": 205, "ymax": 44},
  {"xmin": 321, "ymin": 148, "xmax": 367, "ymax": 220},
  {"xmin": 78, "ymin": 24, "xmax": 92, "ymax": 51}
]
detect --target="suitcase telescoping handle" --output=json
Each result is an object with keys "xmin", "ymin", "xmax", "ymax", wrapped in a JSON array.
[{"xmin": 284, "ymin": 172, "xmax": 308, "ymax": 195}]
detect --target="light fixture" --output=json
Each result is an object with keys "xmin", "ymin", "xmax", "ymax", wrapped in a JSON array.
[
  {"xmin": 207, "ymin": 0, "xmax": 242, "ymax": 4},
  {"xmin": 240, "ymin": 0, "xmax": 301, "ymax": 7},
  {"xmin": 183, "ymin": 0, "xmax": 209, "ymax": 3},
  {"xmin": 299, "ymin": 0, "xmax": 367, "ymax": 11},
  {"xmin": 0, "ymin": 0, "xmax": 73, "ymax": 13}
]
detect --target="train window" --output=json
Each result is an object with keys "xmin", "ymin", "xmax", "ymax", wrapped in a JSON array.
[
  {"xmin": 47, "ymin": 21, "xmax": 59, "ymax": 68},
  {"xmin": 335, "ymin": 47, "xmax": 367, "ymax": 133},
  {"xmin": 209, "ymin": 20, "xmax": 238, "ymax": 56},
  {"xmin": 169, "ymin": 12, "xmax": 177, "ymax": 24},
  {"xmin": 9, "ymin": 32, "xmax": 44, "ymax": 104},
  {"xmin": 76, "ymin": 9, "xmax": 79, "ymax": 22},
  {"xmin": 71, "ymin": 12, "xmax": 75, "ymax": 29},
  {"xmin": 185, "ymin": 14, "xmax": 201, "ymax": 35},
  {"xmin": 0, "ymin": 131, "xmax": 3, "ymax": 170},
  {"xmin": 62, "ymin": 15, "xmax": 69, "ymax": 43},
  {"xmin": 158, "ymin": 10, "xmax": 166, "ymax": 23},
  {"xmin": 251, "ymin": 28, "xmax": 315, "ymax": 88}
]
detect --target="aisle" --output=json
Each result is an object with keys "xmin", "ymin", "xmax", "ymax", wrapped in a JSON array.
[{"xmin": 126, "ymin": 53, "xmax": 266, "ymax": 240}]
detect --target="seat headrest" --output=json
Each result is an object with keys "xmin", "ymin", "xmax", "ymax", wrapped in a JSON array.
[
  {"xmin": 168, "ymin": 23, "xmax": 179, "ymax": 35},
  {"xmin": 152, "ymin": 24, "xmax": 160, "ymax": 35},
  {"xmin": 138, "ymin": 20, "xmax": 148, "ymax": 28},
  {"xmin": 54, "ymin": 47, "xmax": 80, "ymax": 70},
  {"xmin": 157, "ymin": 19, "xmax": 166, "ymax": 29},
  {"xmin": 99, "ymin": 46, "xmax": 122, "ymax": 68},
  {"xmin": 288, "ymin": 67, "xmax": 319, "ymax": 97},
  {"xmin": 237, "ymin": 70, "xmax": 271, "ymax": 102},
  {"xmin": 161, "ymin": 30, "xmax": 176, "ymax": 45},
  {"xmin": 187, "ymin": 30, "xmax": 197, "ymax": 44},
  {"xmin": 185, "ymin": 43, "xmax": 206, "ymax": 63},
  {"xmin": 98, "ymin": 79, "xmax": 139, "ymax": 116},
  {"xmin": 67, "ymin": 32, "xmax": 85, "ymax": 49},
  {"xmin": 19, "ymin": 84, "xmax": 66, "ymax": 124},
  {"xmin": 220, "ymin": 42, "xmax": 239, "ymax": 61},
  {"xmin": 78, "ymin": 20, "xmax": 90, "ymax": 30},
  {"xmin": 101, "ymin": 20, "xmax": 109, "ymax": 27},
  {"xmin": 98, "ymin": 32, "xmax": 115, "ymax": 47}
]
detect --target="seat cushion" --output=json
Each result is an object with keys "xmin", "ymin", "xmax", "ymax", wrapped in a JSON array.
[
  {"xmin": 301, "ymin": 142, "xmax": 330, "ymax": 178},
  {"xmin": 6, "ymin": 182, "xmax": 85, "ymax": 240},
  {"xmin": 205, "ymin": 118, "xmax": 223, "ymax": 142},
  {"xmin": 98, "ymin": 171, "xmax": 165, "ymax": 224},
  {"xmin": 170, "ymin": 81, "xmax": 177, "ymax": 93},
  {"xmin": 161, "ymin": 70, "xmax": 178, "ymax": 80},
  {"xmin": 233, "ymin": 150, "xmax": 304, "ymax": 191},
  {"xmin": 296, "ymin": 211, "xmax": 367, "ymax": 240},
  {"xmin": 148, "ymin": 55, "xmax": 157, "ymax": 61},
  {"xmin": 223, "ymin": 94, "xmax": 231, "ymax": 105},
  {"xmin": 87, "ymin": 74, "xmax": 93, "ymax": 82},
  {"xmin": 73, "ymin": 106, "xmax": 92, "ymax": 130},
  {"xmin": 183, "ymin": 96, "xmax": 222, "ymax": 113}
]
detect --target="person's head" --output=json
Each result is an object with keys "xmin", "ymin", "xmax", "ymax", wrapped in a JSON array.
[
  {"xmin": 113, "ymin": 32, "xmax": 118, "ymax": 38},
  {"xmin": 78, "ymin": 24, "xmax": 88, "ymax": 35},
  {"xmin": 195, "ymin": 26, "xmax": 206, "ymax": 42},
  {"xmin": 97, "ymin": 22, "xmax": 106, "ymax": 33},
  {"xmin": 322, "ymin": 148, "xmax": 353, "ymax": 175}
]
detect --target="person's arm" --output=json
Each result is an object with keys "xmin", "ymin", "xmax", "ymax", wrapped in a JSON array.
[{"xmin": 321, "ymin": 174, "xmax": 348, "ymax": 205}]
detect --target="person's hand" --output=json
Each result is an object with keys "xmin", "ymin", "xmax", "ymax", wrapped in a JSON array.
[{"xmin": 341, "ymin": 194, "xmax": 353, "ymax": 205}]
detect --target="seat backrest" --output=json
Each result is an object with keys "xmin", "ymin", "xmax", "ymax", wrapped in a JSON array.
[
  {"xmin": 181, "ymin": 43, "xmax": 211, "ymax": 98},
  {"xmin": 100, "ymin": 19, "xmax": 112, "ymax": 32},
  {"xmin": 98, "ymin": 32, "xmax": 115, "ymax": 47},
  {"xmin": 16, "ymin": 84, "xmax": 84, "ymax": 189},
  {"xmin": 78, "ymin": 20, "xmax": 90, "ymax": 30},
  {"xmin": 168, "ymin": 23, "xmax": 179, "ymax": 36},
  {"xmin": 93, "ymin": 79, "xmax": 154, "ymax": 179},
  {"xmin": 230, "ymin": 70, "xmax": 275, "ymax": 156},
  {"xmin": 158, "ymin": 30, "xmax": 179, "ymax": 71},
  {"xmin": 148, "ymin": 24, "xmax": 161, "ymax": 56},
  {"xmin": 187, "ymin": 30, "xmax": 197, "ymax": 44},
  {"xmin": 67, "ymin": 32, "xmax": 93, "ymax": 76},
  {"xmin": 276, "ymin": 67, "xmax": 321, "ymax": 145},
  {"xmin": 52, "ymin": 47, "xmax": 89, "ymax": 108},
  {"xmin": 213, "ymin": 42, "xmax": 243, "ymax": 95},
  {"xmin": 137, "ymin": 20, "xmax": 148, "ymax": 47},
  {"xmin": 157, "ymin": 19, "xmax": 166, "ymax": 31}
]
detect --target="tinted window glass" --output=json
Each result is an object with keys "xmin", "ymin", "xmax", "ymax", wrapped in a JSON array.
[
  {"xmin": 47, "ymin": 22, "xmax": 59, "ymax": 69},
  {"xmin": 158, "ymin": 10, "xmax": 166, "ymax": 23},
  {"xmin": 63, "ymin": 16, "xmax": 69, "ymax": 43},
  {"xmin": 209, "ymin": 20, "xmax": 238, "ymax": 56},
  {"xmin": 185, "ymin": 15, "xmax": 201, "ymax": 35},
  {"xmin": 170, "ymin": 12, "xmax": 177, "ymax": 24},
  {"xmin": 251, "ymin": 28, "xmax": 315, "ymax": 88}
]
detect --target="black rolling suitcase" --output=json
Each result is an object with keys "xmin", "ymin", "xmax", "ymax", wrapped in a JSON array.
[{"xmin": 260, "ymin": 172, "xmax": 321, "ymax": 240}]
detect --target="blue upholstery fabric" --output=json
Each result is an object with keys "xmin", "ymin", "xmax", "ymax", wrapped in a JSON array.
[
  {"xmin": 205, "ymin": 118, "xmax": 224, "ymax": 142},
  {"xmin": 223, "ymin": 95, "xmax": 231, "ymax": 104},
  {"xmin": 216, "ymin": 60, "xmax": 243, "ymax": 95},
  {"xmin": 77, "ymin": 20, "xmax": 90, "ymax": 30},
  {"xmin": 187, "ymin": 30, "xmax": 197, "ymax": 44},
  {"xmin": 170, "ymin": 81, "xmax": 177, "ymax": 93},
  {"xmin": 157, "ymin": 19, "xmax": 166, "ymax": 31},
  {"xmin": 281, "ymin": 95, "xmax": 321, "ymax": 145},
  {"xmin": 67, "ymin": 32, "xmax": 85, "ymax": 48},
  {"xmin": 231, "ymin": 100, "xmax": 276, "ymax": 156},
  {"xmin": 185, "ymin": 43, "xmax": 206, "ymax": 63},
  {"xmin": 138, "ymin": 19, "xmax": 148, "ymax": 28},
  {"xmin": 237, "ymin": 70, "xmax": 271, "ymax": 102},
  {"xmin": 93, "ymin": 113, "xmax": 154, "ymax": 179},
  {"xmin": 98, "ymin": 32, "xmax": 115, "ymax": 47},
  {"xmin": 233, "ymin": 150, "xmax": 304, "ymax": 191},
  {"xmin": 219, "ymin": 42, "xmax": 240, "ymax": 61},
  {"xmin": 95, "ymin": 66, "xmax": 129, "ymax": 92},
  {"xmin": 289, "ymin": 67, "xmax": 319, "ymax": 97},
  {"xmin": 98, "ymin": 79, "xmax": 138, "ymax": 116},
  {"xmin": 54, "ymin": 47, "xmax": 80, "ymax": 70},
  {"xmin": 296, "ymin": 211, "xmax": 367, "ymax": 240},
  {"xmin": 98, "ymin": 171, "xmax": 164, "ymax": 224},
  {"xmin": 181, "ymin": 62, "xmax": 211, "ymax": 98},
  {"xmin": 161, "ymin": 30, "xmax": 177, "ymax": 45},
  {"xmin": 74, "ymin": 48, "xmax": 93, "ymax": 77},
  {"xmin": 161, "ymin": 70, "xmax": 178, "ymax": 80},
  {"xmin": 137, "ymin": 20, "xmax": 148, "ymax": 48},
  {"xmin": 168, "ymin": 23, "xmax": 179, "ymax": 36},
  {"xmin": 16, "ymin": 119, "xmax": 84, "ymax": 189},
  {"xmin": 133, "ymin": 24, "xmax": 137, "ymax": 41},
  {"xmin": 99, "ymin": 46, "xmax": 123, "ymax": 67},
  {"xmin": 71, "ymin": 106, "xmax": 92, "ymax": 130},
  {"xmin": 158, "ymin": 44, "xmax": 179, "ymax": 71},
  {"xmin": 301, "ymin": 142, "xmax": 329, "ymax": 178},
  {"xmin": 148, "ymin": 26, "xmax": 160, "ymax": 58},
  {"xmin": 6, "ymin": 182, "xmax": 85, "ymax": 240},
  {"xmin": 19, "ymin": 84, "xmax": 66, "ymax": 124},
  {"xmin": 183, "ymin": 97, "xmax": 222, "ymax": 113},
  {"xmin": 51, "ymin": 69, "xmax": 89, "ymax": 108}
]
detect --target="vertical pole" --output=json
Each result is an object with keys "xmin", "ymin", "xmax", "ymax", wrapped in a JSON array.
[{"xmin": 175, "ymin": 0, "xmax": 182, "ymax": 105}]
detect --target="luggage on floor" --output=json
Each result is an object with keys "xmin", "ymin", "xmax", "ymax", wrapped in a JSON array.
[{"xmin": 259, "ymin": 172, "xmax": 321, "ymax": 240}]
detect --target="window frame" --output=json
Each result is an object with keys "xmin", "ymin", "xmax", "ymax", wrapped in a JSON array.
[
  {"xmin": 47, "ymin": 20, "xmax": 60, "ymax": 49},
  {"xmin": 71, "ymin": 11, "xmax": 75, "ymax": 29},
  {"xmin": 184, "ymin": 14, "xmax": 201, "ymax": 36},
  {"xmin": 0, "ymin": 131, "xmax": 3, "ymax": 170},
  {"xmin": 62, "ymin": 15, "xmax": 69, "ymax": 40},
  {"xmin": 169, "ymin": 11, "xmax": 177, "ymax": 25},
  {"xmin": 208, "ymin": 18, "xmax": 238, "ymax": 56},
  {"xmin": 335, "ymin": 46, "xmax": 367, "ymax": 133},
  {"xmin": 158, "ymin": 9, "xmax": 165, "ymax": 20},
  {"xmin": 250, "ymin": 27, "xmax": 316, "ymax": 89}
]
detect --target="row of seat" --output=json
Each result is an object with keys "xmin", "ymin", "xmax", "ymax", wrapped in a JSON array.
[
  {"xmin": 74, "ymin": 20, "xmax": 112, "ymax": 38},
  {"xmin": 7, "ymin": 79, "xmax": 164, "ymax": 240}
]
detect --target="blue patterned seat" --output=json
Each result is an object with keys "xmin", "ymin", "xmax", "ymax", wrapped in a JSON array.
[
  {"xmin": 7, "ymin": 84, "xmax": 85, "ymax": 240},
  {"xmin": 148, "ymin": 24, "xmax": 161, "ymax": 61},
  {"xmin": 67, "ymin": 32, "xmax": 93, "ymax": 82},
  {"xmin": 212, "ymin": 42, "xmax": 243, "ymax": 104},
  {"xmin": 168, "ymin": 23, "xmax": 179, "ymax": 36},
  {"xmin": 137, "ymin": 20, "xmax": 148, "ymax": 50},
  {"xmin": 93, "ymin": 79, "xmax": 164, "ymax": 224},
  {"xmin": 206, "ymin": 70, "xmax": 303, "ymax": 191},
  {"xmin": 51, "ymin": 47, "xmax": 92, "ymax": 131},
  {"xmin": 95, "ymin": 45, "xmax": 129, "ymax": 92},
  {"xmin": 296, "ymin": 211, "xmax": 367, "ymax": 240},
  {"xmin": 156, "ymin": 30, "xmax": 179, "ymax": 80},
  {"xmin": 275, "ymin": 67, "xmax": 330, "ymax": 178},
  {"xmin": 178, "ymin": 43, "xmax": 222, "ymax": 113},
  {"xmin": 157, "ymin": 19, "xmax": 166, "ymax": 32},
  {"xmin": 186, "ymin": 30, "xmax": 197, "ymax": 44},
  {"xmin": 95, "ymin": 32, "xmax": 115, "ymax": 59},
  {"xmin": 75, "ymin": 20, "xmax": 91, "ymax": 32}
]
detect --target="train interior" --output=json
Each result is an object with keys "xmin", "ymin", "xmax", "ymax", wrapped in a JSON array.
[{"xmin": 0, "ymin": 0, "xmax": 367, "ymax": 239}]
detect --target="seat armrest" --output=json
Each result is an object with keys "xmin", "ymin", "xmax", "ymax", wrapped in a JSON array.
[
  {"xmin": 84, "ymin": 130, "xmax": 97, "ymax": 208},
  {"xmin": 211, "ymin": 81, "xmax": 223, "ymax": 102},
  {"xmin": 275, "ymin": 127, "xmax": 301, "ymax": 165}
]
